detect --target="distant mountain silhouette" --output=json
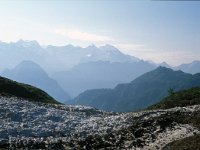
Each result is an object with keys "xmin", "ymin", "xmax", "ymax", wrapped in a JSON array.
[
  {"xmin": 175, "ymin": 60, "xmax": 200, "ymax": 74},
  {"xmin": 53, "ymin": 60, "xmax": 156, "ymax": 97},
  {"xmin": 0, "ymin": 40, "xmax": 141, "ymax": 74},
  {"xmin": 72, "ymin": 67, "xmax": 200, "ymax": 112},
  {"xmin": 159, "ymin": 62, "xmax": 171, "ymax": 68},
  {"xmin": 0, "ymin": 76, "xmax": 59, "ymax": 104},
  {"xmin": 1, "ymin": 61, "xmax": 70, "ymax": 103}
]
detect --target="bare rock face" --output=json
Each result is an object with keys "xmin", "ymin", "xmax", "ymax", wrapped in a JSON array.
[{"xmin": 0, "ymin": 96, "xmax": 199, "ymax": 149}]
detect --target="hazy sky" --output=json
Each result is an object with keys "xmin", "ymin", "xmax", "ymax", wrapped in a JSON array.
[{"xmin": 0, "ymin": 0, "xmax": 200, "ymax": 66}]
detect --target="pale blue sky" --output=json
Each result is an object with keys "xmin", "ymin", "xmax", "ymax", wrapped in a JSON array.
[{"xmin": 0, "ymin": 0, "xmax": 200, "ymax": 65}]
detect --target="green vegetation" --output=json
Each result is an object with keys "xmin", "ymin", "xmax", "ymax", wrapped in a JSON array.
[
  {"xmin": 149, "ymin": 87, "xmax": 200, "ymax": 109},
  {"xmin": 0, "ymin": 76, "xmax": 59, "ymax": 104},
  {"xmin": 167, "ymin": 87, "xmax": 174, "ymax": 96}
]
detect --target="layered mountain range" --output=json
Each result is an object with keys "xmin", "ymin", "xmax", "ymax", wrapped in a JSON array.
[
  {"xmin": 72, "ymin": 67, "xmax": 200, "ymax": 112},
  {"xmin": 53, "ymin": 60, "xmax": 156, "ymax": 97},
  {"xmin": 0, "ymin": 40, "xmax": 139, "ymax": 74},
  {"xmin": 1, "ymin": 61, "xmax": 70, "ymax": 103},
  {"xmin": 0, "ymin": 40, "xmax": 200, "ymax": 106}
]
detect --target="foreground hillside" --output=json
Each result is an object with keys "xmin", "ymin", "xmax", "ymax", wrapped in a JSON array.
[
  {"xmin": 149, "ymin": 87, "xmax": 200, "ymax": 109},
  {"xmin": 73, "ymin": 67, "xmax": 200, "ymax": 112},
  {"xmin": 0, "ymin": 76, "xmax": 59, "ymax": 104},
  {"xmin": 0, "ymin": 93, "xmax": 200, "ymax": 149}
]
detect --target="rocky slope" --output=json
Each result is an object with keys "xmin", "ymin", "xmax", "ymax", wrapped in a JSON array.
[{"xmin": 0, "ymin": 96, "xmax": 199, "ymax": 149}]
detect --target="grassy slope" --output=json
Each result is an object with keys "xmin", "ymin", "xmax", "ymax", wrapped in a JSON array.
[
  {"xmin": 149, "ymin": 86, "xmax": 200, "ymax": 110},
  {"xmin": 0, "ymin": 76, "xmax": 59, "ymax": 104}
]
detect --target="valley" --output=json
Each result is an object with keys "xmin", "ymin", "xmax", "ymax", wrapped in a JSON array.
[{"xmin": 1, "ymin": 1, "xmax": 200, "ymax": 149}]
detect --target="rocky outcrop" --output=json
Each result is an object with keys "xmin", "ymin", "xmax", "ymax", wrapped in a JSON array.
[{"xmin": 0, "ymin": 96, "xmax": 199, "ymax": 149}]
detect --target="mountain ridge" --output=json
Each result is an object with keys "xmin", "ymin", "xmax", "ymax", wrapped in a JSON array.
[
  {"xmin": 53, "ymin": 60, "xmax": 156, "ymax": 97},
  {"xmin": 72, "ymin": 67, "xmax": 200, "ymax": 112},
  {"xmin": 0, "ymin": 40, "xmax": 142, "ymax": 74},
  {"xmin": 175, "ymin": 60, "xmax": 200, "ymax": 74}
]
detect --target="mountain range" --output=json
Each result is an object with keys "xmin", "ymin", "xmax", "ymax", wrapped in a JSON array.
[
  {"xmin": 72, "ymin": 66, "xmax": 200, "ymax": 112},
  {"xmin": 53, "ymin": 60, "xmax": 156, "ymax": 97},
  {"xmin": 1, "ymin": 61, "xmax": 70, "ymax": 103},
  {"xmin": 0, "ymin": 40, "xmax": 200, "ymax": 100},
  {"xmin": 174, "ymin": 60, "xmax": 200, "ymax": 74},
  {"xmin": 0, "ymin": 40, "xmax": 140, "ymax": 74},
  {"xmin": 0, "ymin": 40, "xmax": 199, "ymax": 76}
]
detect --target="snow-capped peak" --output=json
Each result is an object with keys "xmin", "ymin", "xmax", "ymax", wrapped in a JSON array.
[
  {"xmin": 99, "ymin": 44, "xmax": 121, "ymax": 53},
  {"xmin": 15, "ymin": 39, "xmax": 40, "ymax": 48}
]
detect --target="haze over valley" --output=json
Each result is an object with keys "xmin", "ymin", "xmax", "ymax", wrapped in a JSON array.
[
  {"xmin": 1, "ymin": 40, "xmax": 200, "ymax": 101},
  {"xmin": 1, "ymin": 0, "xmax": 200, "ymax": 149}
]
